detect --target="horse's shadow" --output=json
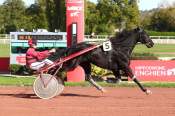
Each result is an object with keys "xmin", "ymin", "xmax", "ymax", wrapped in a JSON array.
[
  {"xmin": 0, "ymin": 93, "xmax": 38, "ymax": 99},
  {"xmin": 60, "ymin": 93, "xmax": 101, "ymax": 98},
  {"xmin": 0, "ymin": 93, "xmax": 102, "ymax": 99}
]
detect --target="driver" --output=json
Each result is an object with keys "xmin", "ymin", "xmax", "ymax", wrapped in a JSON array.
[{"xmin": 26, "ymin": 38, "xmax": 55, "ymax": 70}]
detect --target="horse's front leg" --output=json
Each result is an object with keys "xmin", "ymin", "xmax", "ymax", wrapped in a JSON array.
[{"xmin": 125, "ymin": 66, "xmax": 152, "ymax": 95}]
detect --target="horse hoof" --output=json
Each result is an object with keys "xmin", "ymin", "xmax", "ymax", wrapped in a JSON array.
[
  {"xmin": 116, "ymin": 79, "xmax": 122, "ymax": 84},
  {"xmin": 100, "ymin": 88, "xmax": 107, "ymax": 93},
  {"xmin": 145, "ymin": 89, "xmax": 152, "ymax": 95}
]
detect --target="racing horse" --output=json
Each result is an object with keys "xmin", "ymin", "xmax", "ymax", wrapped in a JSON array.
[{"xmin": 48, "ymin": 27, "xmax": 154, "ymax": 94}]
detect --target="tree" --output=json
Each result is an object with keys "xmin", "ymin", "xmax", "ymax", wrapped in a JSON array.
[
  {"xmin": 140, "ymin": 2, "xmax": 175, "ymax": 32},
  {"xmin": 85, "ymin": 1, "xmax": 100, "ymax": 34},
  {"xmin": 150, "ymin": 7, "xmax": 175, "ymax": 31},
  {"xmin": 54, "ymin": 0, "xmax": 66, "ymax": 31},
  {"xmin": 26, "ymin": 0, "xmax": 48, "ymax": 31},
  {"xmin": 0, "ymin": 0, "xmax": 140, "ymax": 34},
  {"xmin": 95, "ymin": 0, "xmax": 121, "ymax": 34},
  {"xmin": 85, "ymin": 0, "xmax": 140, "ymax": 34},
  {"xmin": 45, "ymin": 0, "xmax": 66, "ymax": 31},
  {"xmin": 140, "ymin": 9, "xmax": 155, "ymax": 29},
  {"xmin": 1, "ymin": 0, "xmax": 26, "ymax": 33},
  {"xmin": 126, "ymin": 0, "xmax": 140, "ymax": 29},
  {"xmin": 0, "ymin": 5, "xmax": 6, "ymax": 33}
]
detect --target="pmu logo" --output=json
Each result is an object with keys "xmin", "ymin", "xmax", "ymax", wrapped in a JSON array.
[
  {"xmin": 70, "ymin": 11, "xmax": 80, "ymax": 17},
  {"xmin": 67, "ymin": 0, "xmax": 83, "ymax": 3},
  {"xmin": 167, "ymin": 68, "xmax": 175, "ymax": 76},
  {"xmin": 67, "ymin": 6, "xmax": 83, "ymax": 11}
]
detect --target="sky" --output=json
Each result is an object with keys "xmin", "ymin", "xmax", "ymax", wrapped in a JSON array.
[
  {"xmin": 89, "ymin": 0, "xmax": 175, "ymax": 10},
  {"xmin": 0, "ymin": 0, "xmax": 175, "ymax": 11}
]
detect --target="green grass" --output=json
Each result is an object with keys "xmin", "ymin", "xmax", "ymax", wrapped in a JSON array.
[
  {"xmin": 0, "ymin": 76, "xmax": 34, "ymax": 86},
  {"xmin": 134, "ymin": 44, "xmax": 175, "ymax": 57},
  {"xmin": 66, "ymin": 82, "xmax": 175, "ymax": 88},
  {"xmin": 0, "ymin": 44, "xmax": 10, "ymax": 57},
  {"xmin": 134, "ymin": 44, "xmax": 175, "ymax": 53},
  {"xmin": 1, "ymin": 76, "xmax": 175, "ymax": 88}
]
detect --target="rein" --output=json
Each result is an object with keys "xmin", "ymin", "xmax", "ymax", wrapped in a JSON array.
[
  {"xmin": 61, "ymin": 44, "xmax": 102, "ymax": 63},
  {"xmin": 39, "ymin": 44, "xmax": 102, "ymax": 72}
]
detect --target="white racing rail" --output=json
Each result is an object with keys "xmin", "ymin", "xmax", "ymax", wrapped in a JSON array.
[
  {"xmin": 1, "ymin": 34, "xmax": 175, "ymax": 44},
  {"xmin": 84, "ymin": 35, "xmax": 175, "ymax": 44}
]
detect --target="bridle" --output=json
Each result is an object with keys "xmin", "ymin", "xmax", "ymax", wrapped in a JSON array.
[
  {"xmin": 138, "ymin": 30, "xmax": 153, "ymax": 48},
  {"xmin": 138, "ymin": 30, "xmax": 148, "ymax": 44}
]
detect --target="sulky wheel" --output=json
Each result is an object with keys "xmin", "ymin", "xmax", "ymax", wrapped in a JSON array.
[
  {"xmin": 56, "ymin": 77, "xmax": 65, "ymax": 96},
  {"xmin": 33, "ymin": 74, "xmax": 64, "ymax": 99}
]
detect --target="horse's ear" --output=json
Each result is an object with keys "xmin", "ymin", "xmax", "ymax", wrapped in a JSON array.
[{"xmin": 135, "ymin": 27, "xmax": 143, "ymax": 32}]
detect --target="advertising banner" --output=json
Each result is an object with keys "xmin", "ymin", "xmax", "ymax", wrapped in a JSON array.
[
  {"xmin": 0, "ymin": 58, "xmax": 9, "ymax": 73},
  {"xmin": 66, "ymin": 0, "xmax": 85, "ymax": 82},
  {"xmin": 130, "ymin": 60, "xmax": 175, "ymax": 81},
  {"xmin": 10, "ymin": 54, "xmax": 26, "ymax": 65},
  {"xmin": 16, "ymin": 55, "xmax": 26, "ymax": 65},
  {"xmin": 66, "ymin": 0, "xmax": 84, "ymax": 47}
]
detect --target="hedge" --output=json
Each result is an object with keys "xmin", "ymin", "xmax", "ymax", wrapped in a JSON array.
[
  {"xmin": 131, "ymin": 53, "xmax": 158, "ymax": 60},
  {"xmin": 10, "ymin": 64, "xmax": 33, "ymax": 75},
  {"xmin": 147, "ymin": 31, "xmax": 175, "ymax": 36}
]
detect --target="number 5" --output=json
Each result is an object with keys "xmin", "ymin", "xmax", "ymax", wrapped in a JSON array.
[{"xmin": 103, "ymin": 41, "xmax": 112, "ymax": 51}]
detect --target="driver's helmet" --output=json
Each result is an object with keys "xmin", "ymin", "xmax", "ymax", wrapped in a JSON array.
[{"xmin": 28, "ymin": 38, "xmax": 37, "ymax": 46}]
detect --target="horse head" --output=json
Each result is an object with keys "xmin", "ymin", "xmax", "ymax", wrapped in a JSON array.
[{"xmin": 135, "ymin": 27, "xmax": 154, "ymax": 48}]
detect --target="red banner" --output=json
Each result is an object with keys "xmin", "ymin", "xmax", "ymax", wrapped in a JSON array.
[
  {"xmin": 0, "ymin": 57, "xmax": 9, "ymax": 73},
  {"xmin": 130, "ymin": 60, "xmax": 175, "ymax": 81},
  {"xmin": 16, "ymin": 55, "xmax": 26, "ymax": 65},
  {"xmin": 66, "ymin": 0, "xmax": 84, "ymax": 47}
]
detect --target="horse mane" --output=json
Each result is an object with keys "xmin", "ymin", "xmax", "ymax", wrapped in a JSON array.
[
  {"xmin": 109, "ymin": 28, "xmax": 140, "ymax": 47},
  {"xmin": 115, "ymin": 27, "xmax": 143, "ymax": 38},
  {"xmin": 114, "ymin": 29, "xmax": 133, "ymax": 39}
]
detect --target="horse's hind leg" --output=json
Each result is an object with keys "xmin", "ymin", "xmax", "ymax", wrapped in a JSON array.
[
  {"xmin": 124, "ymin": 66, "xmax": 151, "ymax": 95},
  {"xmin": 86, "ymin": 74, "xmax": 106, "ymax": 92},
  {"xmin": 80, "ymin": 63, "xmax": 106, "ymax": 93}
]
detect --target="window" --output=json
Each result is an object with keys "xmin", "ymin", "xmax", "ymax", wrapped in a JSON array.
[{"xmin": 17, "ymin": 35, "xmax": 63, "ymax": 40}]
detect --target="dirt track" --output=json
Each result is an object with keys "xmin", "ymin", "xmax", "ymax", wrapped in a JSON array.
[{"xmin": 0, "ymin": 87, "xmax": 175, "ymax": 116}]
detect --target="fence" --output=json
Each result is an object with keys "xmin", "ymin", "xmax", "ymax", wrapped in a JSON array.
[
  {"xmin": 0, "ymin": 39, "xmax": 10, "ymax": 44},
  {"xmin": 0, "ymin": 34, "xmax": 10, "ymax": 44},
  {"xmin": 1, "ymin": 34, "xmax": 175, "ymax": 44},
  {"xmin": 0, "ymin": 34, "xmax": 9, "ymax": 39},
  {"xmin": 84, "ymin": 35, "xmax": 175, "ymax": 44},
  {"xmin": 84, "ymin": 35, "xmax": 175, "ymax": 39}
]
